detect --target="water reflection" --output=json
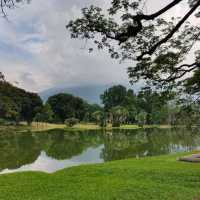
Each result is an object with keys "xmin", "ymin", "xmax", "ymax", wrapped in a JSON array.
[{"xmin": 0, "ymin": 128, "xmax": 200, "ymax": 174}]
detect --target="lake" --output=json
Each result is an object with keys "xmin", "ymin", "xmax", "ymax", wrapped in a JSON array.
[{"xmin": 0, "ymin": 128, "xmax": 200, "ymax": 174}]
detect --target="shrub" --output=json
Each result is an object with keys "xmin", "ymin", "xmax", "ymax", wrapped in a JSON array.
[{"xmin": 65, "ymin": 118, "xmax": 79, "ymax": 127}]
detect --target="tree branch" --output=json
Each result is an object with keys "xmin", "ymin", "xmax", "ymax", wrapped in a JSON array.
[
  {"xmin": 137, "ymin": 0, "xmax": 200, "ymax": 60},
  {"xmin": 132, "ymin": 0, "xmax": 184, "ymax": 21},
  {"xmin": 160, "ymin": 62, "xmax": 200, "ymax": 83},
  {"xmin": 115, "ymin": 0, "xmax": 184, "ymax": 43}
]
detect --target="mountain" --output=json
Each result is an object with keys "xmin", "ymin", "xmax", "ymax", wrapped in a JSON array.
[{"xmin": 39, "ymin": 85, "xmax": 111, "ymax": 104}]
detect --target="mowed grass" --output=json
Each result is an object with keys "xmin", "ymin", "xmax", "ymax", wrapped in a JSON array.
[
  {"xmin": 0, "ymin": 154, "xmax": 200, "ymax": 200},
  {"xmin": 30, "ymin": 122, "xmax": 66, "ymax": 131},
  {"xmin": 30, "ymin": 123, "xmax": 171, "ymax": 132},
  {"xmin": 2, "ymin": 122, "xmax": 172, "ymax": 132}
]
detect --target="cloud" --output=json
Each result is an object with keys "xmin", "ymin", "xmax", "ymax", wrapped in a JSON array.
[
  {"xmin": 0, "ymin": 0, "xmax": 132, "ymax": 92},
  {"xmin": 0, "ymin": 0, "xmax": 192, "ymax": 92}
]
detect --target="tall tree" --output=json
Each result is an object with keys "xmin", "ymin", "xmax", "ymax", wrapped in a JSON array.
[{"xmin": 101, "ymin": 85, "xmax": 128, "ymax": 111}]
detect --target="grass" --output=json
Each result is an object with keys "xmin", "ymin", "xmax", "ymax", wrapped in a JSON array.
[
  {"xmin": 73, "ymin": 123, "xmax": 101, "ymax": 130},
  {"xmin": 0, "ymin": 153, "xmax": 200, "ymax": 200},
  {"xmin": 30, "ymin": 123, "xmax": 172, "ymax": 132},
  {"xmin": 30, "ymin": 122, "xmax": 66, "ymax": 131},
  {"xmin": 1, "ymin": 123, "xmax": 172, "ymax": 133}
]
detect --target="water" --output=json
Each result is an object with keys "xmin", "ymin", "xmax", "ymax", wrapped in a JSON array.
[{"xmin": 0, "ymin": 128, "xmax": 200, "ymax": 174}]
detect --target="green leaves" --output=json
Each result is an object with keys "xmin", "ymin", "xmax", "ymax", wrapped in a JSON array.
[
  {"xmin": 67, "ymin": 0, "xmax": 200, "ymax": 96},
  {"xmin": 0, "ymin": 81, "xmax": 42, "ymax": 124}
]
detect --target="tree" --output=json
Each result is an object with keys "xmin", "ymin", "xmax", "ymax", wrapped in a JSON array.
[
  {"xmin": 136, "ymin": 87, "xmax": 175, "ymax": 124},
  {"xmin": 136, "ymin": 111, "xmax": 147, "ymax": 128},
  {"xmin": 67, "ymin": 0, "xmax": 200, "ymax": 95},
  {"xmin": 92, "ymin": 110, "xmax": 106, "ymax": 127},
  {"xmin": 0, "ymin": 72, "xmax": 5, "ymax": 82},
  {"xmin": 20, "ymin": 93, "xmax": 43, "ymax": 125},
  {"xmin": 34, "ymin": 103, "xmax": 54, "ymax": 123},
  {"xmin": 0, "ymin": 80, "xmax": 42, "ymax": 125},
  {"xmin": 0, "ymin": 96, "xmax": 19, "ymax": 124},
  {"xmin": 47, "ymin": 93, "xmax": 86, "ymax": 123},
  {"xmin": 84, "ymin": 103, "xmax": 103, "ymax": 122},
  {"xmin": 101, "ymin": 85, "xmax": 127, "ymax": 111},
  {"xmin": 110, "ymin": 106, "xmax": 129, "ymax": 127},
  {"xmin": 101, "ymin": 85, "xmax": 137, "ymax": 125}
]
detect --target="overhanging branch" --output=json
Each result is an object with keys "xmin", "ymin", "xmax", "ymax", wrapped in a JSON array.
[{"xmin": 137, "ymin": 0, "xmax": 200, "ymax": 60}]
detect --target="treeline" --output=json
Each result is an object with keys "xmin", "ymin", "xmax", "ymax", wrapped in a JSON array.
[
  {"xmin": 1, "ymin": 74, "xmax": 200, "ymax": 127},
  {"xmin": 100, "ymin": 85, "xmax": 200, "ymax": 128},
  {"xmin": 0, "ymin": 78, "xmax": 102, "ymax": 126}
]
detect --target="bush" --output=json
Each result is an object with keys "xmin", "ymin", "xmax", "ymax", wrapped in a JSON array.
[{"xmin": 65, "ymin": 118, "xmax": 79, "ymax": 127}]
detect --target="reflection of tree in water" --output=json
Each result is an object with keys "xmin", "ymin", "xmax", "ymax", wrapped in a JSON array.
[
  {"xmin": 0, "ymin": 131, "xmax": 40, "ymax": 170},
  {"xmin": 0, "ymin": 128, "xmax": 200, "ymax": 171},
  {"xmin": 101, "ymin": 128, "xmax": 200, "ymax": 162},
  {"xmin": 45, "ymin": 130, "xmax": 102, "ymax": 160},
  {"xmin": 0, "ymin": 129, "xmax": 103, "ymax": 171}
]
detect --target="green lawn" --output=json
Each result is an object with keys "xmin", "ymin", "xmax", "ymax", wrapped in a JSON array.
[
  {"xmin": 0, "ymin": 153, "xmax": 200, "ymax": 200},
  {"xmin": 1, "ymin": 123, "xmax": 173, "ymax": 133},
  {"xmin": 30, "ymin": 123, "xmax": 172, "ymax": 131}
]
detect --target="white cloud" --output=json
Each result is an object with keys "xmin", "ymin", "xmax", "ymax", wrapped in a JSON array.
[
  {"xmin": 0, "ymin": 0, "xmax": 131, "ymax": 92},
  {"xmin": 0, "ymin": 0, "xmax": 195, "ymax": 92}
]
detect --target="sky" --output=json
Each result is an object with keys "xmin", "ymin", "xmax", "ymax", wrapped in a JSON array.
[{"xmin": 0, "ymin": 0, "xmax": 190, "ymax": 92}]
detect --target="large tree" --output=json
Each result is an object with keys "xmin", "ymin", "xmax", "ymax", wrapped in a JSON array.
[
  {"xmin": 101, "ymin": 85, "xmax": 128, "ymax": 111},
  {"xmin": 67, "ymin": 0, "xmax": 200, "ymax": 95},
  {"xmin": 47, "ymin": 93, "xmax": 86, "ymax": 123}
]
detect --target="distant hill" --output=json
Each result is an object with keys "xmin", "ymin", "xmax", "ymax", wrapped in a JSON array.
[
  {"xmin": 39, "ymin": 84, "xmax": 141, "ymax": 104},
  {"xmin": 39, "ymin": 85, "xmax": 111, "ymax": 104}
]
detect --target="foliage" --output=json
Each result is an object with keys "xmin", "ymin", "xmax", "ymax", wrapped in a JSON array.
[
  {"xmin": 101, "ymin": 85, "xmax": 176, "ymax": 126},
  {"xmin": 174, "ymin": 98, "xmax": 200, "ymax": 128},
  {"xmin": 67, "ymin": 0, "xmax": 200, "ymax": 95},
  {"xmin": 101, "ymin": 85, "xmax": 128, "ymax": 111},
  {"xmin": 92, "ymin": 110, "xmax": 107, "ymax": 127},
  {"xmin": 0, "ymin": 80, "xmax": 42, "ymax": 125},
  {"xmin": 83, "ymin": 103, "xmax": 103, "ymax": 123},
  {"xmin": 110, "ymin": 106, "xmax": 129, "ymax": 127},
  {"xmin": 47, "ymin": 93, "xmax": 86, "ymax": 123},
  {"xmin": 136, "ymin": 111, "xmax": 147, "ymax": 127},
  {"xmin": 65, "ymin": 118, "xmax": 79, "ymax": 127},
  {"xmin": 92, "ymin": 111, "xmax": 103, "ymax": 124},
  {"xmin": 34, "ymin": 103, "xmax": 54, "ymax": 123}
]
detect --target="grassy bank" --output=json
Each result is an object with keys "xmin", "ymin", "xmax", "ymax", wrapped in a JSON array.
[
  {"xmin": 29, "ymin": 123, "xmax": 172, "ymax": 132},
  {"xmin": 0, "ymin": 153, "xmax": 200, "ymax": 200},
  {"xmin": 1, "ymin": 122, "xmax": 172, "ymax": 132}
]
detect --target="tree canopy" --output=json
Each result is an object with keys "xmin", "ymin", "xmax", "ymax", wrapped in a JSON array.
[
  {"xmin": 47, "ymin": 93, "xmax": 87, "ymax": 123},
  {"xmin": 0, "ymin": 78, "xmax": 43, "ymax": 124},
  {"xmin": 67, "ymin": 0, "xmax": 200, "ymax": 95},
  {"xmin": 100, "ymin": 85, "xmax": 176, "ymax": 126}
]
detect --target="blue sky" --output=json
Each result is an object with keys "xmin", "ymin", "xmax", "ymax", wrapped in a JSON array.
[{"xmin": 0, "ymin": 0, "xmax": 189, "ymax": 92}]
